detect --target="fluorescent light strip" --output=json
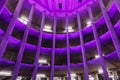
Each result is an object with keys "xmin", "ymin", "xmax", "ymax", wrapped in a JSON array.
[
  {"xmin": 64, "ymin": 26, "xmax": 75, "ymax": 33},
  {"xmin": 37, "ymin": 74, "xmax": 46, "ymax": 78},
  {"xmin": 70, "ymin": 73, "xmax": 77, "ymax": 80},
  {"xmin": 18, "ymin": 16, "xmax": 29, "ymax": 25},
  {"xmin": 70, "ymin": 73, "xmax": 77, "ymax": 77},
  {"xmin": 95, "ymin": 54, "xmax": 105, "ymax": 59},
  {"xmin": 38, "ymin": 59, "xmax": 47, "ymax": 64},
  {"xmin": 0, "ymin": 71, "xmax": 12, "ymax": 76},
  {"xmin": 89, "ymin": 75, "xmax": 94, "ymax": 80},
  {"xmin": 43, "ymin": 25, "xmax": 53, "ymax": 32}
]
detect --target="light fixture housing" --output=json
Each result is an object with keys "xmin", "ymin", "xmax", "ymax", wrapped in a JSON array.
[{"xmin": 18, "ymin": 16, "xmax": 29, "ymax": 25}]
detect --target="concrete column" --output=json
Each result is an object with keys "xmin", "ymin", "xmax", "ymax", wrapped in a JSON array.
[
  {"xmin": 50, "ymin": 15, "xmax": 57, "ymax": 80},
  {"xmin": 114, "ymin": 0, "xmax": 120, "ymax": 13},
  {"xmin": 77, "ymin": 13, "xmax": 89, "ymax": 80},
  {"xmin": 0, "ymin": 0, "xmax": 8, "ymax": 15},
  {"xmin": 88, "ymin": 5, "xmax": 109, "ymax": 80},
  {"xmin": 66, "ymin": 15, "xmax": 71, "ymax": 80},
  {"xmin": 32, "ymin": 12, "xmax": 45, "ymax": 80},
  {"xmin": 98, "ymin": 0, "xmax": 120, "ymax": 60},
  {"xmin": 12, "ymin": 4, "xmax": 35, "ymax": 80},
  {"xmin": 0, "ymin": 0, "xmax": 25, "ymax": 62}
]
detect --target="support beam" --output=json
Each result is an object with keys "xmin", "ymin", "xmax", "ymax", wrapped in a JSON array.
[
  {"xmin": 66, "ymin": 15, "xmax": 71, "ymax": 80},
  {"xmin": 12, "ymin": 4, "xmax": 35, "ymax": 80},
  {"xmin": 0, "ymin": 0, "xmax": 8, "ymax": 15},
  {"xmin": 50, "ymin": 15, "xmax": 57, "ymax": 80},
  {"xmin": 88, "ymin": 5, "xmax": 109, "ymax": 80},
  {"xmin": 98, "ymin": 0, "xmax": 120, "ymax": 60},
  {"xmin": 0, "ymin": 0, "xmax": 25, "ymax": 62},
  {"xmin": 114, "ymin": 0, "xmax": 120, "ymax": 13},
  {"xmin": 77, "ymin": 13, "xmax": 89, "ymax": 80},
  {"xmin": 32, "ymin": 12, "xmax": 45, "ymax": 80}
]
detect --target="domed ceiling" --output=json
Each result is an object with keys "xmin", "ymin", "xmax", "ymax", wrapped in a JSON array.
[
  {"xmin": 0, "ymin": 0, "xmax": 120, "ymax": 80},
  {"xmin": 28, "ymin": 0, "xmax": 95, "ymax": 16}
]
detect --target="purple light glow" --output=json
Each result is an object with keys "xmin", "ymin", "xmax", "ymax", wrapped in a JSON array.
[
  {"xmin": 0, "ymin": 3, "xmax": 118, "ymax": 41},
  {"xmin": 28, "ymin": 0, "xmax": 94, "ymax": 17},
  {"xmin": 0, "ymin": 0, "xmax": 120, "ymax": 80}
]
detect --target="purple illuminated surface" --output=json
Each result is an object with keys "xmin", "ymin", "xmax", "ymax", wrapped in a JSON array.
[
  {"xmin": 28, "ymin": 0, "xmax": 94, "ymax": 17},
  {"xmin": 0, "ymin": 0, "xmax": 120, "ymax": 80}
]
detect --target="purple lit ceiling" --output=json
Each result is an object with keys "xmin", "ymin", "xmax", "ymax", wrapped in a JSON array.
[
  {"xmin": 29, "ymin": 0, "xmax": 95, "ymax": 16},
  {"xmin": 34, "ymin": 0, "xmax": 84, "ymax": 11},
  {"xmin": 0, "ymin": 0, "xmax": 120, "ymax": 79}
]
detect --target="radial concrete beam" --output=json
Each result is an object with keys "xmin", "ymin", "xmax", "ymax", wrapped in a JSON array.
[
  {"xmin": 77, "ymin": 13, "xmax": 89, "ymax": 80},
  {"xmin": 32, "ymin": 12, "xmax": 45, "ymax": 80},
  {"xmin": 0, "ymin": 0, "xmax": 25, "ymax": 63},
  {"xmin": 50, "ymin": 15, "xmax": 57, "ymax": 80},
  {"xmin": 66, "ymin": 15, "xmax": 71, "ymax": 80},
  {"xmin": 12, "ymin": 4, "xmax": 35, "ymax": 80},
  {"xmin": 88, "ymin": 5, "xmax": 109, "ymax": 80},
  {"xmin": 98, "ymin": 0, "xmax": 120, "ymax": 60}
]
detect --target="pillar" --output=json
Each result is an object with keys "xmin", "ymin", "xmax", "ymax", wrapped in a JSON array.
[
  {"xmin": 32, "ymin": 12, "xmax": 45, "ymax": 80},
  {"xmin": 0, "ymin": 0, "xmax": 25, "ymax": 62},
  {"xmin": 50, "ymin": 15, "xmax": 57, "ymax": 80},
  {"xmin": 0, "ymin": 0, "xmax": 8, "ymax": 15},
  {"xmin": 77, "ymin": 13, "xmax": 89, "ymax": 80},
  {"xmin": 88, "ymin": 5, "xmax": 109, "ymax": 80},
  {"xmin": 12, "ymin": 4, "xmax": 35, "ymax": 80},
  {"xmin": 98, "ymin": 0, "xmax": 120, "ymax": 60},
  {"xmin": 66, "ymin": 15, "xmax": 71, "ymax": 80}
]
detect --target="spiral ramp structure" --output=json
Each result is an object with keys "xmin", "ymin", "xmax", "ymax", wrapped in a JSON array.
[{"xmin": 0, "ymin": 0, "xmax": 120, "ymax": 80}]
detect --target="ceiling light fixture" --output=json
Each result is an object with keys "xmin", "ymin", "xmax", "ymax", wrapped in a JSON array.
[
  {"xmin": 64, "ymin": 26, "xmax": 75, "ymax": 33},
  {"xmin": 70, "ymin": 73, "xmax": 77, "ymax": 77},
  {"xmin": 95, "ymin": 55, "xmax": 99, "ymax": 58},
  {"xmin": 18, "ymin": 16, "xmax": 29, "ymax": 25},
  {"xmin": 89, "ymin": 75, "xmax": 94, "ymax": 80},
  {"xmin": 43, "ymin": 25, "xmax": 53, "ymax": 32},
  {"xmin": 54, "ymin": 77, "xmax": 62, "ymax": 80},
  {"xmin": 86, "ymin": 20, "xmax": 91, "ymax": 27},
  {"xmin": 70, "ymin": 73, "xmax": 77, "ymax": 80},
  {"xmin": 95, "ymin": 54, "xmax": 105, "ymax": 59},
  {"xmin": 0, "ymin": 71, "xmax": 12, "ymax": 76},
  {"xmin": 98, "ymin": 68, "xmax": 103, "ymax": 74},
  {"xmin": 37, "ymin": 74, "xmax": 46, "ymax": 78},
  {"xmin": 17, "ymin": 76, "xmax": 22, "ymax": 80},
  {"xmin": 38, "ymin": 59, "xmax": 47, "ymax": 64}
]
